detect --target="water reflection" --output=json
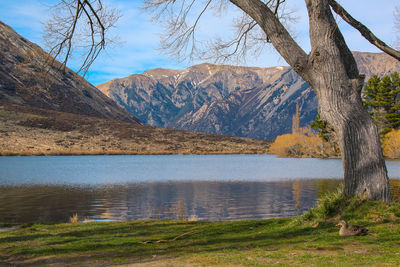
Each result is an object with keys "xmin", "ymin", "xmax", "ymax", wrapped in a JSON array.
[
  {"xmin": 1, "ymin": 154, "xmax": 400, "ymax": 223},
  {"xmin": 0, "ymin": 179, "xmax": 345, "ymax": 223}
]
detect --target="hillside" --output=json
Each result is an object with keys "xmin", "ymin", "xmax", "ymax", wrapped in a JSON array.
[
  {"xmin": 0, "ymin": 100, "xmax": 271, "ymax": 155},
  {"xmin": 98, "ymin": 53, "xmax": 400, "ymax": 140},
  {"xmin": 0, "ymin": 21, "xmax": 139, "ymax": 123},
  {"xmin": 0, "ymin": 20, "xmax": 273, "ymax": 155}
]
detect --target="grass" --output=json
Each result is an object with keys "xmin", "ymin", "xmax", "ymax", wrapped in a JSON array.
[{"xmin": 1, "ymin": 191, "xmax": 400, "ymax": 266}]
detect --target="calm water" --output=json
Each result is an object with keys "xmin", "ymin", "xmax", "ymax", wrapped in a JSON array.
[{"xmin": 1, "ymin": 155, "xmax": 400, "ymax": 223}]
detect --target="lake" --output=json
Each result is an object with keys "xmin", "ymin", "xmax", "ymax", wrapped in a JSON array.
[{"xmin": 1, "ymin": 155, "xmax": 400, "ymax": 223}]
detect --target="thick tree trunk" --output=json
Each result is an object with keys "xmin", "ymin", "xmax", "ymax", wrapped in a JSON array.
[
  {"xmin": 312, "ymin": 71, "xmax": 391, "ymax": 200},
  {"xmin": 305, "ymin": 0, "xmax": 391, "ymax": 201},
  {"xmin": 230, "ymin": 0, "xmax": 391, "ymax": 201}
]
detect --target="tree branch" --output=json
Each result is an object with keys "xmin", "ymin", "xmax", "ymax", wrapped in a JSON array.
[
  {"xmin": 328, "ymin": 0, "xmax": 400, "ymax": 61},
  {"xmin": 229, "ymin": 0, "xmax": 308, "ymax": 75},
  {"xmin": 44, "ymin": 0, "xmax": 120, "ymax": 76}
]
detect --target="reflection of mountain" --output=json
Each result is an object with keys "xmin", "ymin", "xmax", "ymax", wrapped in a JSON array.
[
  {"xmin": 10, "ymin": 179, "xmax": 400, "ymax": 223},
  {"xmin": 0, "ymin": 180, "xmax": 348, "ymax": 223}
]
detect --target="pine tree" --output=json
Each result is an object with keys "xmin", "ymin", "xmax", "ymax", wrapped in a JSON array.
[
  {"xmin": 363, "ymin": 75, "xmax": 381, "ymax": 110},
  {"xmin": 387, "ymin": 72, "xmax": 400, "ymax": 129},
  {"xmin": 310, "ymin": 113, "xmax": 339, "ymax": 153},
  {"xmin": 310, "ymin": 114, "xmax": 330, "ymax": 141},
  {"xmin": 363, "ymin": 72, "xmax": 400, "ymax": 135}
]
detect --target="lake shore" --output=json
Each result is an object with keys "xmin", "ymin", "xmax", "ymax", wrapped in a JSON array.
[
  {"xmin": 0, "ymin": 150, "xmax": 272, "ymax": 156},
  {"xmin": 1, "ymin": 198, "xmax": 400, "ymax": 266}
]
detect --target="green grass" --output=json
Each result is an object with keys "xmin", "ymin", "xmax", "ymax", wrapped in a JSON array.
[{"xmin": 1, "ymin": 195, "xmax": 400, "ymax": 266}]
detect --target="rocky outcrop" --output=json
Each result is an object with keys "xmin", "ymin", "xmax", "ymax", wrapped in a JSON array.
[
  {"xmin": 98, "ymin": 53, "xmax": 400, "ymax": 140},
  {"xmin": 0, "ymin": 21, "xmax": 140, "ymax": 123}
]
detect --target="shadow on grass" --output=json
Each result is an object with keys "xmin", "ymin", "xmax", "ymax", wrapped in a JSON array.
[{"xmin": 1, "ymin": 219, "xmax": 338, "ymax": 259}]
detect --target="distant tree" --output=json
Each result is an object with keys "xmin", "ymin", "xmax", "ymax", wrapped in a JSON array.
[
  {"xmin": 292, "ymin": 104, "xmax": 300, "ymax": 134},
  {"xmin": 310, "ymin": 114, "xmax": 339, "ymax": 153},
  {"xmin": 48, "ymin": 0, "xmax": 400, "ymax": 201},
  {"xmin": 363, "ymin": 72, "xmax": 400, "ymax": 135},
  {"xmin": 310, "ymin": 114, "xmax": 331, "ymax": 143}
]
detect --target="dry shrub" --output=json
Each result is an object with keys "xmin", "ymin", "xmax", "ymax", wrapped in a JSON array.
[
  {"xmin": 383, "ymin": 129, "xmax": 400, "ymax": 159},
  {"xmin": 270, "ymin": 129, "xmax": 336, "ymax": 158},
  {"xmin": 69, "ymin": 213, "xmax": 79, "ymax": 223}
]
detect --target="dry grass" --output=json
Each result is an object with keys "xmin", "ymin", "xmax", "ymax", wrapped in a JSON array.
[
  {"xmin": 69, "ymin": 213, "xmax": 79, "ymax": 223},
  {"xmin": 0, "ymin": 101, "xmax": 272, "ymax": 155}
]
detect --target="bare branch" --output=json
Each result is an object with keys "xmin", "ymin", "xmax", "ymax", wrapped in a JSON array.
[
  {"xmin": 43, "ymin": 0, "xmax": 121, "ymax": 75},
  {"xmin": 144, "ymin": 0, "xmax": 216, "ymax": 62},
  {"xmin": 228, "ymin": 0, "xmax": 308, "ymax": 74},
  {"xmin": 328, "ymin": 0, "xmax": 400, "ymax": 61},
  {"xmin": 144, "ymin": 0, "xmax": 297, "ymax": 64},
  {"xmin": 200, "ymin": 14, "xmax": 265, "ymax": 63}
]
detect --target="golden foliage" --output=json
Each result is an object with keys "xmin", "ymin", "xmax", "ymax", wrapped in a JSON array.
[
  {"xmin": 382, "ymin": 129, "xmax": 400, "ymax": 159},
  {"xmin": 270, "ymin": 129, "xmax": 336, "ymax": 158}
]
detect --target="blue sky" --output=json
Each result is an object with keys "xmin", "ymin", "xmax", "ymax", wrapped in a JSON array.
[{"xmin": 0, "ymin": 0, "xmax": 399, "ymax": 85}]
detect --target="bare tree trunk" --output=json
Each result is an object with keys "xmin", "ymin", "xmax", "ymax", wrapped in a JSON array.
[{"xmin": 305, "ymin": 0, "xmax": 391, "ymax": 201}]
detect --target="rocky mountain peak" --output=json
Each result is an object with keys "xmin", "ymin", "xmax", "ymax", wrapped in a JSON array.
[{"xmin": 97, "ymin": 51, "xmax": 400, "ymax": 140}]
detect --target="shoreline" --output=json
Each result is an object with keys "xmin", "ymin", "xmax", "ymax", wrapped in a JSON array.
[{"xmin": 0, "ymin": 150, "xmax": 273, "ymax": 156}]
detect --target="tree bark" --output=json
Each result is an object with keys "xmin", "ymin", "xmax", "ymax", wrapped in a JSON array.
[
  {"xmin": 230, "ymin": 0, "xmax": 391, "ymax": 201},
  {"xmin": 305, "ymin": 0, "xmax": 391, "ymax": 201}
]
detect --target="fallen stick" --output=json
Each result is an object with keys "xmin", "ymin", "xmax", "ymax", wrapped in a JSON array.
[{"xmin": 140, "ymin": 230, "xmax": 197, "ymax": 244}]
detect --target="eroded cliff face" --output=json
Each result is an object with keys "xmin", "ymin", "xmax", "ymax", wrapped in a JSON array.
[
  {"xmin": 98, "ymin": 53, "xmax": 400, "ymax": 140},
  {"xmin": 0, "ymin": 21, "xmax": 140, "ymax": 123}
]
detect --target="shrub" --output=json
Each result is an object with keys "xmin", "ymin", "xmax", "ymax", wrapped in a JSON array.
[
  {"xmin": 382, "ymin": 129, "xmax": 400, "ymax": 159},
  {"xmin": 69, "ymin": 213, "xmax": 79, "ymax": 223},
  {"xmin": 269, "ymin": 130, "xmax": 336, "ymax": 158}
]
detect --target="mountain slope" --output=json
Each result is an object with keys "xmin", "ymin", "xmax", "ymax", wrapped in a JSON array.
[
  {"xmin": 0, "ymin": 101, "xmax": 271, "ymax": 155},
  {"xmin": 0, "ymin": 21, "xmax": 139, "ymax": 123},
  {"xmin": 98, "ymin": 52, "xmax": 400, "ymax": 140}
]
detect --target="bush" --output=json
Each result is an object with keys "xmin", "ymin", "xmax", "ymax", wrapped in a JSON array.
[
  {"xmin": 269, "ymin": 130, "xmax": 336, "ymax": 158},
  {"xmin": 382, "ymin": 129, "xmax": 400, "ymax": 159}
]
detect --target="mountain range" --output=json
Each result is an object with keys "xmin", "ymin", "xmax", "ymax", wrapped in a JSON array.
[
  {"xmin": 0, "ymin": 20, "xmax": 271, "ymax": 155},
  {"xmin": 98, "ymin": 52, "xmax": 400, "ymax": 140}
]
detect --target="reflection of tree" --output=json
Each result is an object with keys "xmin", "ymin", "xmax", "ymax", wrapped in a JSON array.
[
  {"xmin": 292, "ymin": 180, "xmax": 302, "ymax": 213},
  {"xmin": 390, "ymin": 180, "xmax": 400, "ymax": 202},
  {"xmin": 316, "ymin": 179, "xmax": 342, "ymax": 199}
]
